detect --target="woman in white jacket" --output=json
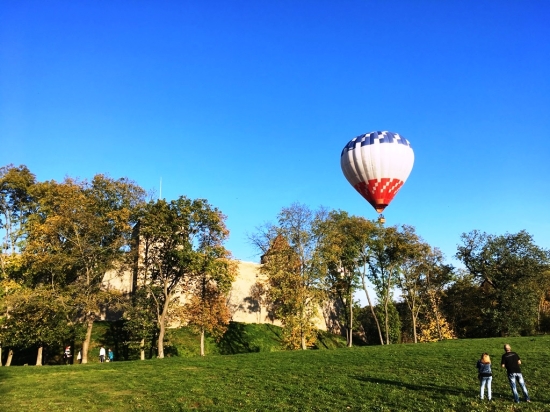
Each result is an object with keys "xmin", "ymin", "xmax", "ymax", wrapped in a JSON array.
[{"xmin": 99, "ymin": 346, "xmax": 106, "ymax": 363}]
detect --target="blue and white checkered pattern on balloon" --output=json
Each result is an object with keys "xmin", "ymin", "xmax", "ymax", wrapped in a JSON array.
[{"xmin": 341, "ymin": 131, "xmax": 412, "ymax": 155}]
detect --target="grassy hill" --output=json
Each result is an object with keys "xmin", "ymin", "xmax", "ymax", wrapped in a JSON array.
[
  {"xmin": 1, "ymin": 334, "xmax": 548, "ymax": 411},
  {"xmin": 84, "ymin": 321, "xmax": 348, "ymax": 361},
  {"xmin": 3, "ymin": 321, "xmax": 348, "ymax": 365}
]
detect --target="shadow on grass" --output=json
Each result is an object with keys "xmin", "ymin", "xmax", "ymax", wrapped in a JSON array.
[
  {"xmin": 217, "ymin": 322, "xmax": 261, "ymax": 354},
  {"xmin": 356, "ymin": 375, "xmax": 550, "ymax": 407},
  {"xmin": 216, "ymin": 322, "xmax": 283, "ymax": 355},
  {"xmin": 356, "ymin": 375, "xmax": 467, "ymax": 396}
]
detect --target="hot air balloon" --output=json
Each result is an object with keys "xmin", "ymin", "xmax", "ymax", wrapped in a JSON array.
[{"xmin": 341, "ymin": 131, "xmax": 414, "ymax": 223}]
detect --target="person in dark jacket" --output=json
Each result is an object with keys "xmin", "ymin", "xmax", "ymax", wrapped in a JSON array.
[
  {"xmin": 501, "ymin": 344, "xmax": 530, "ymax": 403},
  {"xmin": 476, "ymin": 353, "xmax": 492, "ymax": 400}
]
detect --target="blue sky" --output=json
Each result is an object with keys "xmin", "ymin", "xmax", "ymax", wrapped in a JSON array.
[{"xmin": 2, "ymin": 1, "xmax": 549, "ymax": 269}]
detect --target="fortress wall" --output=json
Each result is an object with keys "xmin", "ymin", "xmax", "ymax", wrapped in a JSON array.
[{"xmin": 101, "ymin": 260, "xmax": 328, "ymax": 331}]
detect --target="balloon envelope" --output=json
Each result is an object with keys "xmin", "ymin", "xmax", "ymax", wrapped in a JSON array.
[{"xmin": 341, "ymin": 131, "xmax": 414, "ymax": 213}]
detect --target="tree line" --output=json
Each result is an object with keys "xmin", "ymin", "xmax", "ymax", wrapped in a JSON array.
[
  {"xmin": 2, "ymin": 164, "xmax": 550, "ymax": 365},
  {"xmin": 248, "ymin": 205, "xmax": 550, "ymax": 348},
  {"xmin": 0, "ymin": 165, "xmax": 235, "ymax": 365}
]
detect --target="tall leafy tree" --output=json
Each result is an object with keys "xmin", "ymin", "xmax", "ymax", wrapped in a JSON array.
[
  {"xmin": 2, "ymin": 286, "xmax": 70, "ymax": 365},
  {"xmin": 0, "ymin": 276, "xmax": 23, "ymax": 366},
  {"xmin": 182, "ymin": 258, "xmax": 235, "ymax": 356},
  {"xmin": 441, "ymin": 269, "xmax": 486, "ymax": 338},
  {"xmin": 361, "ymin": 224, "xmax": 420, "ymax": 344},
  {"xmin": 316, "ymin": 211, "xmax": 368, "ymax": 347},
  {"xmin": 456, "ymin": 230, "xmax": 550, "ymax": 336},
  {"xmin": 251, "ymin": 203, "xmax": 325, "ymax": 350},
  {"xmin": 123, "ymin": 288, "xmax": 158, "ymax": 360},
  {"xmin": 23, "ymin": 175, "xmax": 145, "ymax": 363},
  {"xmin": 0, "ymin": 164, "xmax": 36, "ymax": 275},
  {"xmin": 397, "ymin": 241, "xmax": 454, "ymax": 343},
  {"xmin": 396, "ymin": 239, "xmax": 429, "ymax": 343},
  {"xmin": 136, "ymin": 197, "xmax": 232, "ymax": 358}
]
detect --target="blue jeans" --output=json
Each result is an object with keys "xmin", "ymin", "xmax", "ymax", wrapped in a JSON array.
[
  {"xmin": 480, "ymin": 376, "xmax": 492, "ymax": 400},
  {"xmin": 508, "ymin": 373, "xmax": 530, "ymax": 402}
]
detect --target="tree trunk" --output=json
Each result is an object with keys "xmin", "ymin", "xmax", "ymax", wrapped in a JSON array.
[
  {"xmin": 384, "ymin": 295, "xmax": 390, "ymax": 344},
  {"xmin": 6, "ymin": 349, "xmax": 13, "ymax": 366},
  {"xmin": 82, "ymin": 320, "xmax": 94, "ymax": 364},
  {"xmin": 36, "ymin": 346, "xmax": 43, "ymax": 366},
  {"xmin": 140, "ymin": 338, "xmax": 145, "ymax": 361},
  {"xmin": 435, "ymin": 309, "xmax": 443, "ymax": 340},
  {"xmin": 301, "ymin": 334, "xmax": 307, "ymax": 350},
  {"xmin": 412, "ymin": 310, "xmax": 418, "ymax": 344},
  {"xmin": 361, "ymin": 272, "xmax": 384, "ymax": 345},
  {"xmin": 348, "ymin": 295, "xmax": 353, "ymax": 348},
  {"xmin": 0, "ymin": 345, "xmax": 3, "ymax": 366},
  {"xmin": 157, "ymin": 299, "xmax": 169, "ymax": 359},
  {"xmin": 431, "ymin": 294, "xmax": 443, "ymax": 340},
  {"xmin": 200, "ymin": 329, "xmax": 205, "ymax": 357},
  {"xmin": 537, "ymin": 296, "xmax": 544, "ymax": 332},
  {"xmin": 157, "ymin": 321, "xmax": 166, "ymax": 358},
  {"xmin": 157, "ymin": 287, "xmax": 171, "ymax": 359}
]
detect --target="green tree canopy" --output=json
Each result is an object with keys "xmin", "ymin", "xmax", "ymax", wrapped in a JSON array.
[{"xmin": 456, "ymin": 230, "xmax": 550, "ymax": 336}]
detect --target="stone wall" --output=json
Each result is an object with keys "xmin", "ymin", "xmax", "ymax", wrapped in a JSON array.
[{"xmin": 102, "ymin": 260, "xmax": 329, "ymax": 331}]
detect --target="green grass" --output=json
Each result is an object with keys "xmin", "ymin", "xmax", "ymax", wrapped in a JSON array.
[
  {"xmin": 5, "ymin": 321, "xmax": 347, "ymax": 365},
  {"xmin": 1, "ymin": 335, "xmax": 548, "ymax": 411}
]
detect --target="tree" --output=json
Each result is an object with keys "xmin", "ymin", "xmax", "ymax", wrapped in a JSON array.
[
  {"xmin": 122, "ymin": 288, "xmax": 158, "ymax": 360},
  {"xmin": 456, "ymin": 230, "xmax": 550, "ymax": 336},
  {"xmin": 23, "ymin": 175, "xmax": 145, "ymax": 363},
  {"xmin": 316, "ymin": 210, "xmax": 368, "ymax": 347},
  {"xmin": 397, "ymin": 242, "xmax": 454, "ymax": 343},
  {"xmin": 441, "ymin": 269, "xmax": 486, "ymax": 338},
  {"xmin": 2, "ymin": 286, "xmax": 70, "ymax": 365},
  {"xmin": 182, "ymin": 258, "xmax": 235, "ymax": 356},
  {"xmin": 136, "ymin": 197, "xmax": 232, "ymax": 358},
  {"xmin": 181, "ymin": 243, "xmax": 236, "ymax": 356},
  {"xmin": 421, "ymin": 248, "xmax": 454, "ymax": 341},
  {"xmin": 313, "ymin": 213, "xmax": 385, "ymax": 345},
  {"xmin": 361, "ymin": 224, "xmax": 417, "ymax": 344},
  {"xmin": 251, "ymin": 203, "xmax": 325, "ymax": 350},
  {"xmin": 0, "ymin": 164, "xmax": 36, "ymax": 276},
  {"xmin": 396, "ymin": 239, "xmax": 429, "ymax": 343},
  {"xmin": 0, "ymin": 276, "xmax": 24, "ymax": 366}
]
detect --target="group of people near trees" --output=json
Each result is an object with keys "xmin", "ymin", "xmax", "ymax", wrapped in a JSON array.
[
  {"xmin": 62, "ymin": 345, "xmax": 114, "ymax": 364},
  {"xmin": 476, "ymin": 344, "xmax": 531, "ymax": 403}
]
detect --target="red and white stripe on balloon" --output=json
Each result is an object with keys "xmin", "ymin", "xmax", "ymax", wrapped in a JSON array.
[{"xmin": 341, "ymin": 131, "xmax": 414, "ymax": 213}]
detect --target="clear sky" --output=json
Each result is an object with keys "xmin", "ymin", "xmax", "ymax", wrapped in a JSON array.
[{"xmin": 2, "ymin": 1, "xmax": 549, "ymax": 268}]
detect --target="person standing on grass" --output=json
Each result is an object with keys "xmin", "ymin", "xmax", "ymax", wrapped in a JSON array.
[
  {"xmin": 476, "ymin": 353, "xmax": 492, "ymax": 401},
  {"xmin": 63, "ymin": 346, "xmax": 72, "ymax": 365},
  {"xmin": 108, "ymin": 348, "xmax": 114, "ymax": 362},
  {"xmin": 99, "ymin": 346, "xmax": 106, "ymax": 363},
  {"xmin": 501, "ymin": 344, "xmax": 531, "ymax": 403},
  {"xmin": 77, "ymin": 350, "xmax": 82, "ymax": 364}
]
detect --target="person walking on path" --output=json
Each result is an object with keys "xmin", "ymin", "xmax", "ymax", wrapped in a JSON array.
[
  {"xmin": 108, "ymin": 348, "xmax": 114, "ymax": 362},
  {"xmin": 99, "ymin": 346, "xmax": 106, "ymax": 363},
  {"xmin": 501, "ymin": 344, "xmax": 530, "ymax": 403},
  {"xmin": 476, "ymin": 353, "xmax": 492, "ymax": 401}
]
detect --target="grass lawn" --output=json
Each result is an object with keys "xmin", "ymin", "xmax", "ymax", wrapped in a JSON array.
[{"xmin": 1, "ymin": 335, "xmax": 548, "ymax": 411}]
